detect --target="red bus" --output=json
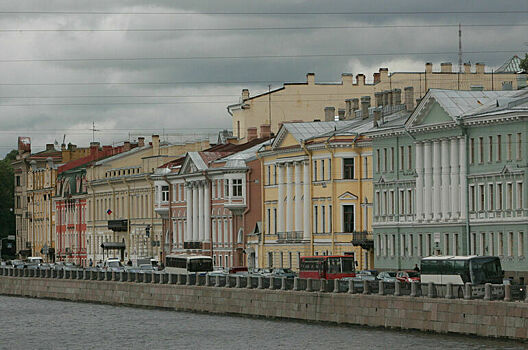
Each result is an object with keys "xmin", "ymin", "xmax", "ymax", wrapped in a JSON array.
[{"xmin": 299, "ymin": 255, "xmax": 356, "ymax": 280}]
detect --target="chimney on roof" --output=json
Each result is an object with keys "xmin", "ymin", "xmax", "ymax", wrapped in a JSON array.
[
  {"xmin": 360, "ymin": 96, "xmax": 371, "ymax": 119},
  {"xmin": 46, "ymin": 157, "xmax": 54, "ymax": 169},
  {"xmin": 475, "ymin": 62, "xmax": 485, "ymax": 74},
  {"xmin": 338, "ymin": 108, "xmax": 346, "ymax": 121},
  {"xmin": 61, "ymin": 143, "xmax": 66, "ymax": 151},
  {"xmin": 123, "ymin": 141, "xmax": 131, "ymax": 151},
  {"xmin": 90, "ymin": 142, "xmax": 100, "ymax": 156},
  {"xmin": 138, "ymin": 137, "xmax": 145, "ymax": 147},
  {"xmin": 356, "ymin": 74, "xmax": 365, "ymax": 86},
  {"xmin": 241, "ymin": 89, "xmax": 250, "ymax": 100},
  {"xmin": 152, "ymin": 135, "xmax": 160, "ymax": 155},
  {"xmin": 373, "ymin": 72, "xmax": 381, "ymax": 84},
  {"xmin": 306, "ymin": 72, "xmax": 315, "ymax": 85},
  {"xmin": 341, "ymin": 73, "xmax": 353, "ymax": 85},
  {"xmin": 46, "ymin": 144, "xmax": 55, "ymax": 151},
  {"xmin": 404, "ymin": 86, "xmax": 414, "ymax": 112},
  {"xmin": 17, "ymin": 137, "xmax": 31, "ymax": 154},
  {"xmin": 67, "ymin": 143, "xmax": 77, "ymax": 151},
  {"xmin": 260, "ymin": 124, "xmax": 271, "ymax": 139},
  {"xmin": 324, "ymin": 106, "xmax": 335, "ymax": 121},
  {"xmin": 425, "ymin": 62, "xmax": 433, "ymax": 73},
  {"xmin": 247, "ymin": 127, "xmax": 258, "ymax": 142},
  {"xmin": 351, "ymin": 98, "xmax": 359, "ymax": 111},
  {"xmin": 379, "ymin": 68, "xmax": 389, "ymax": 81},
  {"xmin": 373, "ymin": 108, "xmax": 381, "ymax": 128},
  {"xmin": 375, "ymin": 92, "xmax": 383, "ymax": 107},
  {"xmin": 464, "ymin": 62, "xmax": 471, "ymax": 73},
  {"xmin": 393, "ymin": 88, "xmax": 402, "ymax": 106},
  {"xmin": 345, "ymin": 99, "xmax": 353, "ymax": 119},
  {"xmin": 441, "ymin": 62, "xmax": 452, "ymax": 73}
]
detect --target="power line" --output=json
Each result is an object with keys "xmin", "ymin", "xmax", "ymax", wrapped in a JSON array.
[
  {"xmin": 1, "ymin": 23, "xmax": 527, "ymax": 32},
  {"xmin": 0, "ymin": 10, "xmax": 526, "ymax": 15},
  {"xmin": 0, "ymin": 50, "xmax": 519, "ymax": 63}
]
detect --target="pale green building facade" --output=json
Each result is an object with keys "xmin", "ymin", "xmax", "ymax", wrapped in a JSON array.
[{"xmin": 369, "ymin": 89, "xmax": 528, "ymax": 281}]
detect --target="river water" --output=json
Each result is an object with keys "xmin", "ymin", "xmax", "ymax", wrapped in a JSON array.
[{"xmin": 0, "ymin": 296, "xmax": 525, "ymax": 350}]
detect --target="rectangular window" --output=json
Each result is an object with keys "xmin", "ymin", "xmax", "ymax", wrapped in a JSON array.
[
  {"xmin": 399, "ymin": 146, "xmax": 404, "ymax": 170},
  {"xmin": 469, "ymin": 185, "xmax": 476, "ymax": 212},
  {"xmin": 321, "ymin": 159, "xmax": 325, "ymax": 181},
  {"xmin": 444, "ymin": 233, "xmax": 450, "ymax": 255},
  {"xmin": 508, "ymin": 232, "xmax": 514, "ymax": 257},
  {"xmin": 399, "ymin": 189, "xmax": 405, "ymax": 215},
  {"xmin": 343, "ymin": 158, "xmax": 355, "ymax": 179},
  {"xmin": 480, "ymin": 232, "xmax": 486, "ymax": 256},
  {"xmin": 224, "ymin": 179, "xmax": 229, "ymax": 197},
  {"xmin": 479, "ymin": 184, "xmax": 485, "ymax": 211},
  {"xmin": 498, "ymin": 232, "xmax": 504, "ymax": 256},
  {"xmin": 389, "ymin": 190, "xmax": 394, "ymax": 215},
  {"xmin": 507, "ymin": 183, "xmax": 513, "ymax": 210},
  {"xmin": 391, "ymin": 234, "xmax": 395, "ymax": 256},
  {"xmin": 363, "ymin": 157, "xmax": 368, "ymax": 178},
  {"xmin": 329, "ymin": 205, "xmax": 332, "ymax": 232},
  {"xmin": 321, "ymin": 206, "xmax": 326, "ymax": 233},
  {"xmin": 479, "ymin": 137, "xmax": 484, "ymax": 163},
  {"xmin": 273, "ymin": 208, "xmax": 277, "ymax": 234},
  {"xmin": 401, "ymin": 235, "xmax": 406, "ymax": 256},
  {"xmin": 314, "ymin": 206, "xmax": 318, "ymax": 233},
  {"xmin": 407, "ymin": 189, "xmax": 413, "ymax": 215},
  {"xmin": 454, "ymin": 234, "xmax": 459, "ymax": 255},
  {"xmin": 268, "ymin": 252, "xmax": 273, "ymax": 268},
  {"xmin": 519, "ymin": 232, "xmax": 524, "ymax": 257},
  {"xmin": 489, "ymin": 184, "xmax": 494, "ymax": 211},
  {"xmin": 15, "ymin": 175, "xmax": 20, "ymax": 187},
  {"xmin": 517, "ymin": 182, "xmax": 523, "ymax": 209},
  {"xmin": 383, "ymin": 148, "xmax": 387, "ymax": 172},
  {"xmin": 376, "ymin": 149, "xmax": 381, "ymax": 173},
  {"xmin": 328, "ymin": 158, "xmax": 332, "ymax": 180},
  {"xmin": 390, "ymin": 147, "xmax": 394, "ymax": 171},
  {"xmin": 418, "ymin": 234, "xmax": 423, "ymax": 257},
  {"xmin": 470, "ymin": 138, "xmax": 475, "ymax": 164},
  {"xmin": 489, "ymin": 232, "xmax": 495, "ymax": 256},
  {"xmin": 232, "ymin": 178, "xmax": 243, "ymax": 197},
  {"xmin": 375, "ymin": 191, "xmax": 380, "ymax": 216},
  {"xmin": 267, "ymin": 208, "xmax": 271, "ymax": 234},
  {"xmin": 497, "ymin": 183, "xmax": 503, "ymax": 210},
  {"xmin": 407, "ymin": 145, "xmax": 412, "ymax": 169},
  {"xmin": 517, "ymin": 133, "xmax": 522, "ymax": 160},
  {"xmin": 280, "ymin": 252, "xmax": 284, "ymax": 268},
  {"xmin": 497, "ymin": 135, "xmax": 502, "ymax": 161},
  {"xmin": 343, "ymin": 205, "xmax": 355, "ymax": 232},
  {"xmin": 409, "ymin": 234, "xmax": 414, "ymax": 257},
  {"xmin": 274, "ymin": 165, "xmax": 277, "ymax": 185},
  {"xmin": 488, "ymin": 136, "xmax": 493, "ymax": 162},
  {"xmin": 313, "ymin": 160, "xmax": 318, "ymax": 181},
  {"xmin": 267, "ymin": 166, "xmax": 271, "ymax": 185},
  {"xmin": 161, "ymin": 186, "xmax": 169, "ymax": 202},
  {"xmin": 507, "ymin": 134, "xmax": 512, "ymax": 161}
]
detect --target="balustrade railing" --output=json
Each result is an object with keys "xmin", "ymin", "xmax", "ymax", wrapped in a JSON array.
[{"xmin": 1, "ymin": 266, "xmax": 526, "ymax": 302}]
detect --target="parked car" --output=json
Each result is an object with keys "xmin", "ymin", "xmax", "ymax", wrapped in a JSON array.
[
  {"xmin": 270, "ymin": 268, "xmax": 296, "ymax": 279},
  {"xmin": 206, "ymin": 270, "xmax": 229, "ymax": 277},
  {"xmin": 38, "ymin": 263, "xmax": 52, "ymax": 271},
  {"xmin": 377, "ymin": 271, "xmax": 397, "ymax": 283},
  {"xmin": 103, "ymin": 258, "xmax": 125, "ymax": 272},
  {"xmin": 396, "ymin": 270, "xmax": 420, "ymax": 283},
  {"xmin": 353, "ymin": 270, "xmax": 378, "ymax": 281}
]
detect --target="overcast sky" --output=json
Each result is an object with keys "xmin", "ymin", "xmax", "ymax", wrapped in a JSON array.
[{"xmin": 0, "ymin": 0, "xmax": 527, "ymax": 157}]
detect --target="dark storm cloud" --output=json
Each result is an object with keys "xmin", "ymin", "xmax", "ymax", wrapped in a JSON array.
[{"xmin": 0, "ymin": 0, "xmax": 527, "ymax": 155}]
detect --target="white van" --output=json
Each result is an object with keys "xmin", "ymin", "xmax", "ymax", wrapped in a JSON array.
[{"xmin": 27, "ymin": 257, "xmax": 43, "ymax": 264}]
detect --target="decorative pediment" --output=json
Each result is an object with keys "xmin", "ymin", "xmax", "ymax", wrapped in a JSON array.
[
  {"xmin": 376, "ymin": 175, "xmax": 386, "ymax": 184},
  {"xmin": 406, "ymin": 99, "xmax": 454, "ymax": 129},
  {"xmin": 179, "ymin": 155, "xmax": 199, "ymax": 175},
  {"xmin": 338, "ymin": 191, "xmax": 358, "ymax": 200}
]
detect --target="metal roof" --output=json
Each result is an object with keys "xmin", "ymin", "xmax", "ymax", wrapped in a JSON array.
[
  {"xmin": 495, "ymin": 55, "xmax": 522, "ymax": 73},
  {"xmin": 283, "ymin": 121, "xmax": 355, "ymax": 141},
  {"xmin": 429, "ymin": 89, "xmax": 520, "ymax": 117}
]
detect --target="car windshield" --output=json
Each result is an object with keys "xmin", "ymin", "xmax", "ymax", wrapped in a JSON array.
[
  {"xmin": 188, "ymin": 258, "xmax": 213, "ymax": 272},
  {"xmin": 407, "ymin": 271, "xmax": 420, "ymax": 278},
  {"xmin": 386, "ymin": 272, "xmax": 396, "ymax": 277}
]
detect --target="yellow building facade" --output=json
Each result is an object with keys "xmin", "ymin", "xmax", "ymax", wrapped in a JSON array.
[
  {"xmin": 228, "ymin": 60, "xmax": 525, "ymax": 139},
  {"xmin": 27, "ymin": 159, "xmax": 57, "ymax": 261},
  {"xmin": 249, "ymin": 119, "xmax": 375, "ymax": 271}
]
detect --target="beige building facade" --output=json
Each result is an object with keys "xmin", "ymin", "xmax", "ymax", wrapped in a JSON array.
[
  {"xmin": 85, "ymin": 136, "xmax": 210, "ymax": 264},
  {"xmin": 228, "ymin": 60, "xmax": 526, "ymax": 140}
]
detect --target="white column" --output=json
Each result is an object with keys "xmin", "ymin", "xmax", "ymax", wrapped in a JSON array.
[
  {"xmin": 459, "ymin": 137, "xmax": 467, "ymax": 219},
  {"xmin": 186, "ymin": 185, "xmax": 192, "ymax": 242},
  {"xmin": 204, "ymin": 181, "xmax": 211, "ymax": 242},
  {"xmin": 303, "ymin": 161, "xmax": 311, "ymax": 240},
  {"xmin": 450, "ymin": 137, "xmax": 460, "ymax": 220},
  {"xmin": 433, "ymin": 140, "xmax": 442, "ymax": 221},
  {"xmin": 295, "ymin": 162, "xmax": 302, "ymax": 232},
  {"xmin": 192, "ymin": 183, "xmax": 199, "ymax": 241},
  {"xmin": 286, "ymin": 163, "xmax": 293, "ymax": 233},
  {"xmin": 423, "ymin": 142, "xmax": 433, "ymax": 221},
  {"xmin": 198, "ymin": 182, "xmax": 204, "ymax": 242},
  {"xmin": 441, "ymin": 139, "xmax": 450, "ymax": 221},
  {"xmin": 277, "ymin": 164, "xmax": 285, "ymax": 233},
  {"xmin": 415, "ymin": 142, "xmax": 424, "ymax": 222}
]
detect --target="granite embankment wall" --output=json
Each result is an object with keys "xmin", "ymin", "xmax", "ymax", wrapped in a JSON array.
[{"xmin": 1, "ymin": 276, "xmax": 527, "ymax": 340}]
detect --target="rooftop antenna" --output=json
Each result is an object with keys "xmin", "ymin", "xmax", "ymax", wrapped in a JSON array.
[
  {"xmin": 458, "ymin": 23, "xmax": 463, "ymax": 73},
  {"xmin": 91, "ymin": 121, "xmax": 99, "ymax": 142}
]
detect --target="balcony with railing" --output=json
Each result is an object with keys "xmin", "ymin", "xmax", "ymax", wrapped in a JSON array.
[
  {"xmin": 351, "ymin": 231, "xmax": 374, "ymax": 250},
  {"xmin": 277, "ymin": 231, "xmax": 304, "ymax": 243}
]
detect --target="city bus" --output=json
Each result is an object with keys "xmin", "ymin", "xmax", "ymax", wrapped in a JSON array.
[
  {"xmin": 165, "ymin": 254, "xmax": 213, "ymax": 274},
  {"xmin": 420, "ymin": 256, "xmax": 504, "ymax": 285},
  {"xmin": 299, "ymin": 255, "xmax": 356, "ymax": 280}
]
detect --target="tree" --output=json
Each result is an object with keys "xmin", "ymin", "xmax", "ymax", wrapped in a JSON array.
[
  {"xmin": 0, "ymin": 150, "xmax": 17, "ymax": 239},
  {"xmin": 520, "ymin": 53, "xmax": 528, "ymax": 73}
]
